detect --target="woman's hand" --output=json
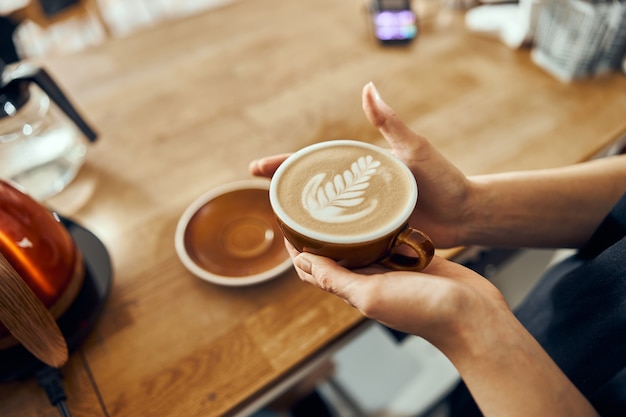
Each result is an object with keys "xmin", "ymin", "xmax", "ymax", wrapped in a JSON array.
[
  {"xmin": 360, "ymin": 82, "xmax": 472, "ymax": 248},
  {"xmin": 286, "ymin": 241, "xmax": 507, "ymax": 354},
  {"xmin": 250, "ymin": 82, "xmax": 473, "ymax": 248},
  {"xmin": 287, "ymin": 243, "xmax": 600, "ymax": 417},
  {"xmin": 249, "ymin": 82, "xmax": 607, "ymax": 417}
]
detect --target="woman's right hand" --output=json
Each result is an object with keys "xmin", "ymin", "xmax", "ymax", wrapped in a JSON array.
[
  {"xmin": 288, "ymin": 242, "xmax": 600, "ymax": 417},
  {"xmin": 288, "ymin": 242, "xmax": 508, "ymax": 352}
]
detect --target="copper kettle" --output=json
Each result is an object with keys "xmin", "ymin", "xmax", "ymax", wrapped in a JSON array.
[{"xmin": 0, "ymin": 179, "xmax": 84, "ymax": 367}]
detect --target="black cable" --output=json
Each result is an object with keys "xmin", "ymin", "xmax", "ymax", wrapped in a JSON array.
[
  {"xmin": 36, "ymin": 365, "xmax": 73, "ymax": 417},
  {"xmin": 56, "ymin": 401, "xmax": 72, "ymax": 417}
]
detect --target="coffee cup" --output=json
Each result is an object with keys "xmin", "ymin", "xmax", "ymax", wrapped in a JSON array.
[{"xmin": 269, "ymin": 140, "xmax": 434, "ymax": 271}]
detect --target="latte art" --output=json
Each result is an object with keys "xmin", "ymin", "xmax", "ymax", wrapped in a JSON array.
[
  {"xmin": 302, "ymin": 155, "xmax": 380, "ymax": 223},
  {"xmin": 270, "ymin": 140, "xmax": 418, "ymax": 244}
]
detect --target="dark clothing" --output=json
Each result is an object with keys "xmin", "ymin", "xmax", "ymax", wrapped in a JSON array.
[
  {"xmin": 38, "ymin": 0, "xmax": 81, "ymax": 17},
  {"xmin": 0, "ymin": 16, "xmax": 20, "ymax": 64},
  {"xmin": 447, "ymin": 192, "xmax": 626, "ymax": 416}
]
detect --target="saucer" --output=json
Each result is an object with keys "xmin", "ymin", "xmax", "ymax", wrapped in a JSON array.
[{"xmin": 175, "ymin": 179, "xmax": 292, "ymax": 286}]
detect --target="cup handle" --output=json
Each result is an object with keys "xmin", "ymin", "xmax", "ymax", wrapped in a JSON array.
[{"xmin": 378, "ymin": 226, "xmax": 435, "ymax": 271}]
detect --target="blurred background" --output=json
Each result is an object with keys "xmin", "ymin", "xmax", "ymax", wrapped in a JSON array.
[
  {"xmin": 2, "ymin": 0, "xmax": 623, "ymax": 199},
  {"xmin": 1, "ymin": 0, "xmax": 231, "ymax": 59},
  {"xmin": 2, "ymin": 0, "xmax": 624, "ymax": 80}
]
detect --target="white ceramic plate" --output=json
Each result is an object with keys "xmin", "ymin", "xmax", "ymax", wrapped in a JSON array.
[{"xmin": 175, "ymin": 179, "xmax": 292, "ymax": 286}]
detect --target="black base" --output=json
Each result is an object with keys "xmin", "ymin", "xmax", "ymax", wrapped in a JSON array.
[{"xmin": 0, "ymin": 217, "xmax": 113, "ymax": 382}]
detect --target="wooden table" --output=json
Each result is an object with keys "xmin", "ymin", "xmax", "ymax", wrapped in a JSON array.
[{"xmin": 1, "ymin": 0, "xmax": 625, "ymax": 416}]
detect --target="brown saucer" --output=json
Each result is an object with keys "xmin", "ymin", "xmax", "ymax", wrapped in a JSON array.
[{"xmin": 175, "ymin": 179, "xmax": 292, "ymax": 286}]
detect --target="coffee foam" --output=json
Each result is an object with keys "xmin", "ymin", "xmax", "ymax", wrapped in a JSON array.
[{"xmin": 270, "ymin": 140, "xmax": 417, "ymax": 243}]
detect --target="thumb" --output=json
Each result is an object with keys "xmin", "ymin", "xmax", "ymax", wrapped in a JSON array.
[{"xmin": 361, "ymin": 82, "xmax": 429, "ymax": 158}]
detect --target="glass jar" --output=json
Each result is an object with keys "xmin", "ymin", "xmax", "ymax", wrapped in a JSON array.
[{"xmin": 0, "ymin": 63, "xmax": 96, "ymax": 201}]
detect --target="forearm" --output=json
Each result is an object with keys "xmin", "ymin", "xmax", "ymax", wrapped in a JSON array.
[
  {"xmin": 444, "ymin": 310, "xmax": 599, "ymax": 417},
  {"xmin": 461, "ymin": 155, "xmax": 626, "ymax": 248}
]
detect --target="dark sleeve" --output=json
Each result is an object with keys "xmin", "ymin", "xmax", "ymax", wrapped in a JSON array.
[
  {"xmin": 579, "ymin": 192, "xmax": 626, "ymax": 259},
  {"xmin": 446, "ymin": 192, "xmax": 626, "ymax": 417},
  {"xmin": 0, "ymin": 17, "xmax": 20, "ymax": 64}
]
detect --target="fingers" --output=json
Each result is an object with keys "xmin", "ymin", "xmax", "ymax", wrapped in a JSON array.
[
  {"xmin": 284, "ymin": 241, "xmax": 372, "ymax": 308},
  {"xmin": 424, "ymin": 255, "xmax": 494, "ymax": 284},
  {"xmin": 251, "ymin": 83, "xmax": 424, "ymax": 179},
  {"xmin": 250, "ymin": 84, "xmax": 427, "ymax": 176},
  {"xmin": 293, "ymin": 252, "xmax": 366, "ymax": 302},
  {"xmin": 248, "ymin": 153, "xmax": 292, "ymax": 178}
]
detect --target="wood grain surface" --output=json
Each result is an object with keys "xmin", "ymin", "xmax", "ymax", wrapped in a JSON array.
[{"xmin": 1, "ymin": 0, "xmax": 625, "ymax": 416}]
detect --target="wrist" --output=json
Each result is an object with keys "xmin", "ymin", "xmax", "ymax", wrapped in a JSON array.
[
  {"xmin": 419, "ymin": 271, "xmax": 513, "ymax": 361},
  {"xmin": 440, "ymin": 305, "xmax": 520, "ymax": 365},
  {"xmin": 454, "ymin": 176, "xmax": 491, "ymax": 247},
  {"xmin": 437, "ymin": 308, "xmax": 599, "ymax": 417}
]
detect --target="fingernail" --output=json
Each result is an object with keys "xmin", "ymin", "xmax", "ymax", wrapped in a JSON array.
[
  {"xmin": 248, "ymin": 159, "xmax": 259, "ymax": 173},
  {"xmin": 368, "ymin": 81, "xmax": 382, "ymax": 102},
  {"xmin": 294, "ymin": 254, "xmax": 312, "ymax": 274}
]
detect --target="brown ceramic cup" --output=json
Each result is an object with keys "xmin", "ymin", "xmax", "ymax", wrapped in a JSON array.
[{"xmin": 269, "ymin": 140, "xmax": 434, "ymax": 271}]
